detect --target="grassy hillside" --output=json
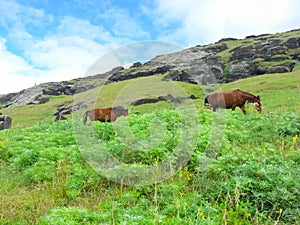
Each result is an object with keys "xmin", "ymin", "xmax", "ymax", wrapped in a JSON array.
[
  {"xmin": 0, "ymin": 66, "xmax": 299, "ymax": 224},
  {"xmin": 1, "ymin": 65, "xmax": 299, "ymax": 128},
  {"xmin": 222, "ymin": 69, "xmax": 300, "ymax": 113},
  {"xmin": 216, "ymin": 28, "xmax": 300, "ymax": 63},
  {"xmin": 0, "ymin": 104, "xmax": 299, "ymax": 224}
]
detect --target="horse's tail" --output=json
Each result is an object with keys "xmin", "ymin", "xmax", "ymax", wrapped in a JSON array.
[
  {"xmin": 204, "ymin": 96, "xmax": 209, "ymax": 106},
  {"xmin": 83, "ymin": 111, "xmax": 89, "ymax": 125}
]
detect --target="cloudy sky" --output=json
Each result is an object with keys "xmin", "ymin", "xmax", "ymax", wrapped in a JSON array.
[{"xmin": 1, "ymin": 0, "xmax": 299, "ymax": 94}]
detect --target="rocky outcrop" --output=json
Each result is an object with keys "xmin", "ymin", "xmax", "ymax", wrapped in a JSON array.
[
  {"xmin": 285, "ymin": 37, "xmax": 300, "ymax": 49},
  {"xmin": 0, "ymin": 113, "xmax": 12, "ymax": 130},
  {"xmin": 53, "ymin": 102, "xmax": 88, "ymax": 116},
  {"xmin": 0, "ymin": 93, "xmax": 18, "ymax": 104},
  {"xmin": 230, "ymin": 38, "xmax": 286, "ymax": 61},
  {"xmin": 223, "ymin": 61, "xmax": 260, "ymax": 82},
  {"xmin": 131, "ymin": 98, "xmax": 160, "ymax": 106},
  {"xmin": 163, "ymin": 55, "xmax": 224, "ymax": 84},
  {"xmin": 0, "ymin": 29, "xmax": 299, "ymax": 108},
  {"xmin": 3, "ymin": 86, "xmax": 49, "ymax": 108},
  {"xmin": 1, "ymin": 79, "xmax": 102, "ymax": 108},
  {"xmin": 109, "ymin": 45, "xmax": 225, "ymax": 85},
  {"xmin": 108, "ymin": 30, "xmax": 298, "ymax": 85},
  {"xmin": 108, "ymin": 65, "xmax": 174, "ymax": 82},
  {"xmin": 55, "ymin": 115, "xmax": 68, "ymax": 122},
  {"xmin": 131, "ymin": 94, "xmax": 197, "ymax": 106}
]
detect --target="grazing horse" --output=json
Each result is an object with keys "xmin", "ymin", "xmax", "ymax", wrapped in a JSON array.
[
  {"xmin": 204, "ymin": 89, "xmax": 261, "ymax": 114},
  {"xmin": 83, "ymin": 106, "xmax": 128, "ymax": 124}
]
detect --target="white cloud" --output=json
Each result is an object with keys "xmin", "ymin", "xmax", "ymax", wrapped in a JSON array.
[
  {"xmin": 0, "ymin": 0, "xmax": 52, "ymax": 32},
  {"xmin": 0, "ymin": 38, "xmax": 37, "ymax": 93},
  {"xmin": 98, "ymin": 7, "xmax": 151, "ymax": 40},
  {"xmin": 27, "ymin": 36, "xmax": 104, "ymax": 69},
  {"xmin": 56, "ymin": 16, "xmax": 113, "ymax": 42},
  {"xmin": 151, "ymin": 0, "xmax": 300, "ymax": 45},
  {"xmin": 0, "ymin": 1, "xmax": 156, "ymax": 94},
  {"xmin": 1, "ymin": 0, "xmax": 299, "ymax": 95},
  {"xmin": 0, "ymin": 3, "xmax": 124, "ymax": 94}
]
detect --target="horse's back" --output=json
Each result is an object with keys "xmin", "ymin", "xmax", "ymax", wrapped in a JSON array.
[
  {"xmin": 207, "ymin": 92, "xmax": 225, "ymax": 107},
  {"xmin": 88, "ymin": 107, "xmax": 128, "ymax": 122},
  {"xmin": 207, "ymin": 92, "xmax": 239, "ymax": 109},
  {"xmin": 222, "ymin": 92, "xmax": 237, "ymax": 108},
  {"xmin": 99, "ymin": 108, "xmax": 114, "ymax": 121}
]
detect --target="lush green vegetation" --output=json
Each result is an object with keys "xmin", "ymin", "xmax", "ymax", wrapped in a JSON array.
[
  {"xmin": 0, "ymin": 66, "xmax": 299, "ymax": 224},
  {"xmin": 257, "ymin": 60, "xmax": 296, "ymax": 67},
  {"xmin": 0, "ymin": 107, "xmax": 299, "ymax": 224}
]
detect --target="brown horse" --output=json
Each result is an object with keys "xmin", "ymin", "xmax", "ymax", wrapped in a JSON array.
[
  {"xmin": 83, "ymin": 106, "xmax": 128, "ymax": 124},
  {"xmin": 204, "ymin": 89, "xmax": 261, "ymax": 114}
]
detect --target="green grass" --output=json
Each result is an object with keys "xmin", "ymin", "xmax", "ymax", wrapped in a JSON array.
[
  {"xmin": 257, "ymin": 60, "xmax": 295, "ymax": 67},
  {"xmin": 222, "ymin": 70, "xmax": 300, "ymax": 114},
  {"xmin": 216, "ymin": 29, "xmax": 300, "ymax": 65},
  {"xmin": 215, "ymin": 39, "xmax": 244, "ymax": 62},
  {"xmin": 0, "ymin": 75, "xmax": 204, "ymax": 128},
  {"xmin": 1, "ymin": 67, "xmax": 299, "ymax": 128},
  {"xmin": 0, "ymin": 94, "xmax": 73, "ymax": 128},
  {"xmin": 0, "ymin": 67, "xmax": 299, "ymax": 224},
  {"xmin": 223, "ymin": 62, "xmax": 231, "ymax": 78},
  {"xmin": 0, "ymin": 107, "xmax": 299, "ymax": 224}
]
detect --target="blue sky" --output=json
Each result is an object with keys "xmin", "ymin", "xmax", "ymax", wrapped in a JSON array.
[{"xmin": 1, "ymin": 0, "xmax": 299, "ymax": 94}]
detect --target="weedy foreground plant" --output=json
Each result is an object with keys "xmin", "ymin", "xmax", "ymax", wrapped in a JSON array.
[{"xmin": 0, "ymin": 107, "xmax": 299, "ymax": 224}]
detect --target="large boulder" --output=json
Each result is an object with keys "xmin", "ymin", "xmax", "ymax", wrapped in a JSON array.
[
  {"xmin": 264, "ymin": 65, "xmax": 292, "ymax": 74},
  {"xmin": 0, "ymin": 92, "xmax": 18, "ymax": 104},
  {"xmin": 285, "ymin": 37, "xmax": 300, "ymax": 49},
  {"xmin": 3, "ymin": 86, "xmax": 49, "ymax": 108},
  {"xmin": 130, "ymin": 94, "xmax": 185, "ymax": 106},
  {"xmin": 53, "ymin": 102, "xmax": 88, "ymax": 116},
  {"xmin": 230, "ymin": 38, "xmax": 287, "ymax": 61},
  {"xmin": 131, "ymin": 98, "xmax": 159, "ymax": 106},
  {"xmin": 108, "ymin": 65, "xmax": 174, "ymax": 82},
  {"xmin": 163, "ymin": 56, "xmax": 224, "ymax": 85},
  {"xmin": 180, "ymin": 64, "xmax": 221, "ymax": 84},
  {"xmin": 55, "ymin": 115, "xmax": 68, "ymax": 122},
  {"xmin": 0, "ymin": 113, "xmax": 12, "ymax": 130}
]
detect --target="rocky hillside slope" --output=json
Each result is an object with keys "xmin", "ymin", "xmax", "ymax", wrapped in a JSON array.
[{"xmin": 1, "ymin": 29, "xmax": 299, "ymax": 108}]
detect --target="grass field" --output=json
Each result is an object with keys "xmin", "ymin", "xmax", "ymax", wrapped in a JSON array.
[
  {"xmin": 0, "ymin": 69, "xmax": 299, "ymax": 224},
  {"xmin": 1, "ymin": 67, "xmax": 299, "ymax": 128}
]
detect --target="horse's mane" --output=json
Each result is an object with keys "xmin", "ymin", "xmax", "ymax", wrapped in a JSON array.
[{"xmin": 233, "ymin": 89, "xmax": 256, "ymax": 98}]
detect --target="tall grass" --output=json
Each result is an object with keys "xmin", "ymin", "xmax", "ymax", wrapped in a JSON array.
[
  {"xmin": 0, "ymin": 62, "xmax": 299, "ymax": 224},
  {"xmin": 0, "ymin": 108, "xmax": 299, "ymax": 224}
]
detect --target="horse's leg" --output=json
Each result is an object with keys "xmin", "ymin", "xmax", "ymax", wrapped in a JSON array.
[
  {"xmin": 240, "ymin": 105, "xmax": 246, "ymax": 114},
  {"xmin": 231, "ymin": 104, "xmax": 237, "ymax": 111}
]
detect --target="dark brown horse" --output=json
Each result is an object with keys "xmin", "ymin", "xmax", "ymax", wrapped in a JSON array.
[
  {"xmin": 204, "ymin": 89, "xmax": 261, "ymax": 114},
  {"xmin": 83, "ymin": 106, "xmax": 128, "ymax": 124}
]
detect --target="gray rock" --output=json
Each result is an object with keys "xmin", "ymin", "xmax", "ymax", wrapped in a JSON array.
[
  {"xmin": 224, "ymin": 61, "xmax": 258, "ymax": 82},
  {"xmin": 265, "ymin": 66, "xmax": 291, "ymax": 74},
  {"xmin": 130, "ymin": 62, "xmax": 142, "ymax": 68},
  {"xmin": 131, "ymin": 98, "xmax": 160, "ymax": 106},
  {"xmin": 130, "ymin": 94, "xmax": 185, "ymax": 106},
  {"xmin": 202, "ymin": 43, "xmax": 228, "ymax": 54},
  {"xmin": 55, "ymin": 115, "xmax": 68, "ymax": 122},
  {"xmin": 285, "ymin": 37, "xmax": 300, "ymax": 49},
  {"xmin": 0, "ymin": 114, "xmax": 12, "ymax": 130},
  {"xmin": 53, "ymin": 102, "xmax": 88, "ymax": 116},
  {"xmin": 3, "ymin": 86, "xmax": 48, "ymax": 108},
  {"xmin": 0, "ymin": 92, "xmax": 18, "ymax": 104},
  {"xmin": 216, "ymin": 37, "xmax": 238, "ymax": 43},
  {"xmin": 108, "ymin": 65, "xmax": 173, "ymax": 82}
]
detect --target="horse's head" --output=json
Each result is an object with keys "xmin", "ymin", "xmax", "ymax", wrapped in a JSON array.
[
  {"xmin": 122, "ymin": 109, "xmax": 129, "ymax": 116},
  {"xmin": 253, "ymin": 95, "xmax": 262, "ymax": 112},
  {"xmin": 113, "ymin": 106, "xmax": 129, "ymax": 117}
]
